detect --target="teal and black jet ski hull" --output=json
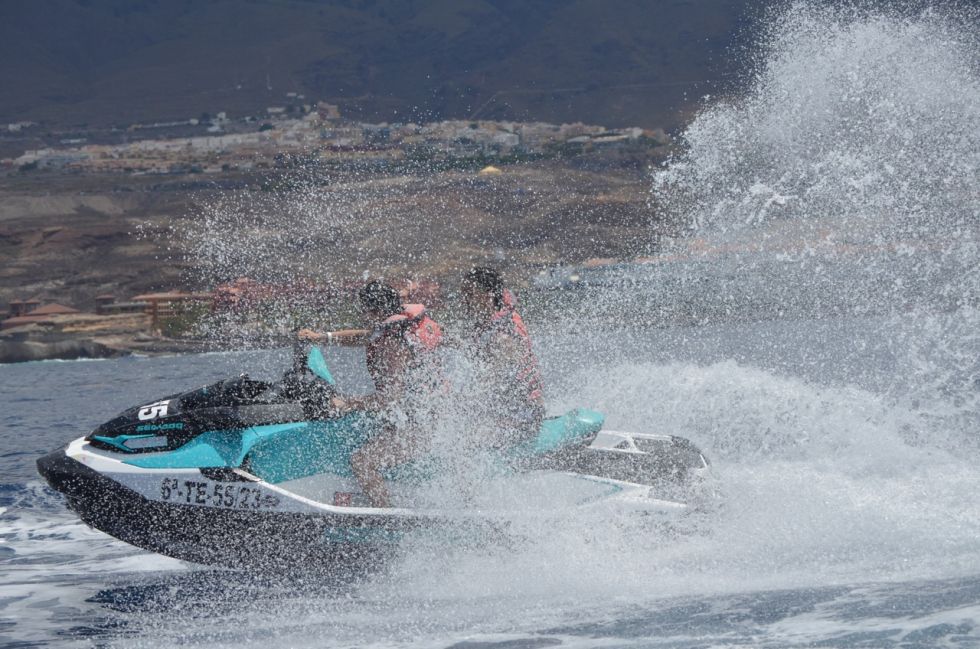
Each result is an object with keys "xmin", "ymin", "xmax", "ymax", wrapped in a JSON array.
[{"xmin": 38, "ymin": 350, "xmax": 710, "ymax": 570}]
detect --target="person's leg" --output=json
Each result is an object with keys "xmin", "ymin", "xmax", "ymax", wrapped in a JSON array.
[{"xmin": 350, "ymin": 428, "xmax": 420, "ymax": 507}]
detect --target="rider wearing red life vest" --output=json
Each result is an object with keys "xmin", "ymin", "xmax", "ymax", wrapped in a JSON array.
[
  {"xmin": 461, "ymin": 267, "xmax": 545, "ymax": 445},
  {"xmin": 365, "ymin": 303, "xmax": 443, "ymax": 400},
  {"xmin": 299, "ymin": 281, "xmax": 444, "ymax": 507}
]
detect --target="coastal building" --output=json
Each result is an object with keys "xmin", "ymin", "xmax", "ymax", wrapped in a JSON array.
[
  {"xmin": 212, "ymin": 277, "xmax": 337, "ymax": 314},
  {"xmin": 1, "ymin": 303, "xmax": 82, "ymax": 330},
  {"xmin": 4, "ymin": 112, "xmax": 665, "ymax": 177},
  {"xmin": 7, "ymin": 121, "xmax": 36, "ymax": 132},
  {"xmin": 6, "ymin": 299, "xmax": 41, "ymax": 318},
  {"xmin": 316, "ymin": 102, "xmax": 341, "ymax": 120},
  {"xmin": 131, "ymin": 292, "xmax": 212, "ymax": 328},
  {"xmin": 95, "ymin": 295, "xmax": 149, "ymax": 315}
]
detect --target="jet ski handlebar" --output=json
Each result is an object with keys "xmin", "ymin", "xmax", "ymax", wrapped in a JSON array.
[{"xmin": 281, "ymin": 333, "xmax": 341, "ymax": 419}]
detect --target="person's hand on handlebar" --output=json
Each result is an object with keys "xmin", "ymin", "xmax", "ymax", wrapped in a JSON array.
[
  {"xmin": 298, "ymin": 328, "xmax": 370, "ymax": 345},
  {"xmin": 298, "ymin": 328, "xmax": 328, "ymax": 342}
]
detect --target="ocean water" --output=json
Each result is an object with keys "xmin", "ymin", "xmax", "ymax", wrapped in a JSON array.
[
  {"xmin": 3, "ymin": 2, "xmax": 980, "ymax": 647},
  {"xmin": 2, "ymin": 316, "xmax": 980, "ymax": 648}
]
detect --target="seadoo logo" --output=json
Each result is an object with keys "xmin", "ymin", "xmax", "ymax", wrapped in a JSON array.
[{"xmin": 135, "ymin": 422, "xmax": 184, "ymax": 432}]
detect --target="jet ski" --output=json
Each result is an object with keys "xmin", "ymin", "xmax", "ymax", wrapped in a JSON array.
[{"xmin": 37, "ymin": 344, "xmax": 711, "ymax": 570}]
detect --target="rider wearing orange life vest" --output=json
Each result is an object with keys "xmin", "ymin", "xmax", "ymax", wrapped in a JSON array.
[
  {"xmin": 299, "ymin": 280, "xmax": 444, "ymax": 507},
  {"xmin": 461, "ymin": 267, "xmax": 545, "ymax": 445},
  {"xmin": 364, "ymin": 302, "xmax": 443, "ymax": 402}
]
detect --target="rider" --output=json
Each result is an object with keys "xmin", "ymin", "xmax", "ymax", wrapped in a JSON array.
[
  {"xmin": 299, "ymin": 280, "xmax": 443, "ymax": 507},
  {"xmin": 460, "ymin": 267, "xmax": 545, "ymax": 447}
]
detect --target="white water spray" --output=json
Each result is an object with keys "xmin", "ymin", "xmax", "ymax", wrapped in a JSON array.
[
  {"xmin": 650, "ymin": 2, "xmax": 979, "ymax": 441},
  {"xmin": 134, "ymin": 4, "xmax": 980, "ymax": 646},
  {"xmin": 400, "ymin": 1, "xmax": 980, "ymax": 609}
]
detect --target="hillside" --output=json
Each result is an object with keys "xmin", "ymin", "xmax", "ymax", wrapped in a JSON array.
[
  {"xmin": 0, "ymin": 160, "xmax": 670, "ymax": 311},
  {"xmin": 0, "ymin": 0, "xmax": 755, "ymax": 131}
]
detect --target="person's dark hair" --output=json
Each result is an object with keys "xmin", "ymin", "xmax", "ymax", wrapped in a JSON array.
[
  {"xmin": 358, "ymin": 280, "xmax": 401, "ymax": 317},
  {"xmin": 463, "ymin": 266, "xmax": 505, "ymax": 309}
]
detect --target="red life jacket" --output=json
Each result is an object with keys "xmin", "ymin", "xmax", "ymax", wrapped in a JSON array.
[
  {"xmin": 477, "ymin": 290, "xmax": 545, "ymax": 409},
  {"xmin": 365, "ymin": 304, "xmax": 443, "ymax": 390}
]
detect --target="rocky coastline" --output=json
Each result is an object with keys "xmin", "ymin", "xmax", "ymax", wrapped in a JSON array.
[{"xmin": 0, "ymin": 314, "xmax": 210, "ymax": 364}]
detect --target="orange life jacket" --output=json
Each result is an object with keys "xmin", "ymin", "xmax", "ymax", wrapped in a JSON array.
[
  {"xmin": 476, "ymin": 290, "xmax": 545, "ymax": 411},
  {"xmin": 365, "ymin": 304, "xmax": 443, "ymax": 390}
]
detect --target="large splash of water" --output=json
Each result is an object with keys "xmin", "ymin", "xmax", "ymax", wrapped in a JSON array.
[
  {"xmin": 649, "ymin": 2, "xmax": 979, "ymax": 441},
  {"xmin": 410, "ymin": 0, "xmax": 980, "ymax": 604},
  {"xmin": 310, "ymin": 9, "xmax": 980, "ymax": 631},
  {"xmin": 654, "ymin": 3, "xmax": 978, "ymax": 241},
  {"xmin": 131, "ymin": 4, "xmax": 980, "ymax": 645}
]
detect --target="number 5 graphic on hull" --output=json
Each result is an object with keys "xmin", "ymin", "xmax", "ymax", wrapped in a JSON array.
[{"xmin": 138, "ymin": 400, "xmax": 171, "ymax": 421}]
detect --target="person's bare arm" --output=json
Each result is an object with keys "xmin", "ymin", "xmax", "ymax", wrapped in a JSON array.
[{"xmin": 298, "ymin": 328, "xmax": 370, "ymax": 346}]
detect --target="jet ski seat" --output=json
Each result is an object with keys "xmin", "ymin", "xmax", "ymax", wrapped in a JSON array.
[
  {"xmin": 509, "ymin": 408, "xmax": 605, "ymax": 457},
  {"xmin": 244, "ymin": 408, "xmax": 605, "ymax": 486}
]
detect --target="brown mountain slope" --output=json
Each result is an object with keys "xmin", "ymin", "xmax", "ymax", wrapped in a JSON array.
[{"xmin": 0, "ymin": 162, "xmax": 668, "ymax": 310}]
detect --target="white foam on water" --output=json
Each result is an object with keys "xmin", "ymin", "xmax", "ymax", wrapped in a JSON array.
[
  {"xmin": 382, "ymin": 361, "xmax": 979, "ymax": 605},
  {"xmin": 1, "ymin": 493, "xmax": 185, "ymax": 578},
  {"xmin": 375, "ymin": 4, "xmax": 980, "ymax": 632}
]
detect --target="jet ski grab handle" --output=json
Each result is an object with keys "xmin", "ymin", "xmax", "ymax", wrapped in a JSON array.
[
  {"xmin": 305, "ymin": 347, "xmax": 336, "ymax": 385},
  {"xmin": 290, "ymin": 330, "xmax": 335, "ymax": 385},
  {"xmin": 283, "ymin": 333, "xmax": 342, "ymax": 420}
]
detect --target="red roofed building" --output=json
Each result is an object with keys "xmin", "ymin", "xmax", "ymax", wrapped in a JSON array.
[
  {"xmin": 25, "ymin": 303, "xmax": 80, "ymax": 317},
  {"xmin": 130, "ymin": 292, "xmax": 212, "ymax": 328},
  {"xmin": 212, "ymin": 277, "xmax": 336, "ymax": 314},
  {"xmin": 1, "ymin": 303, "xmax": 82, "ymax": 330}
]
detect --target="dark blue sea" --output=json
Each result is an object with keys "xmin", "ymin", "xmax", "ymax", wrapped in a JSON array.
[{"xmin": 2, "ymin": 313, "xmax": 979, "ymax": 648}]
